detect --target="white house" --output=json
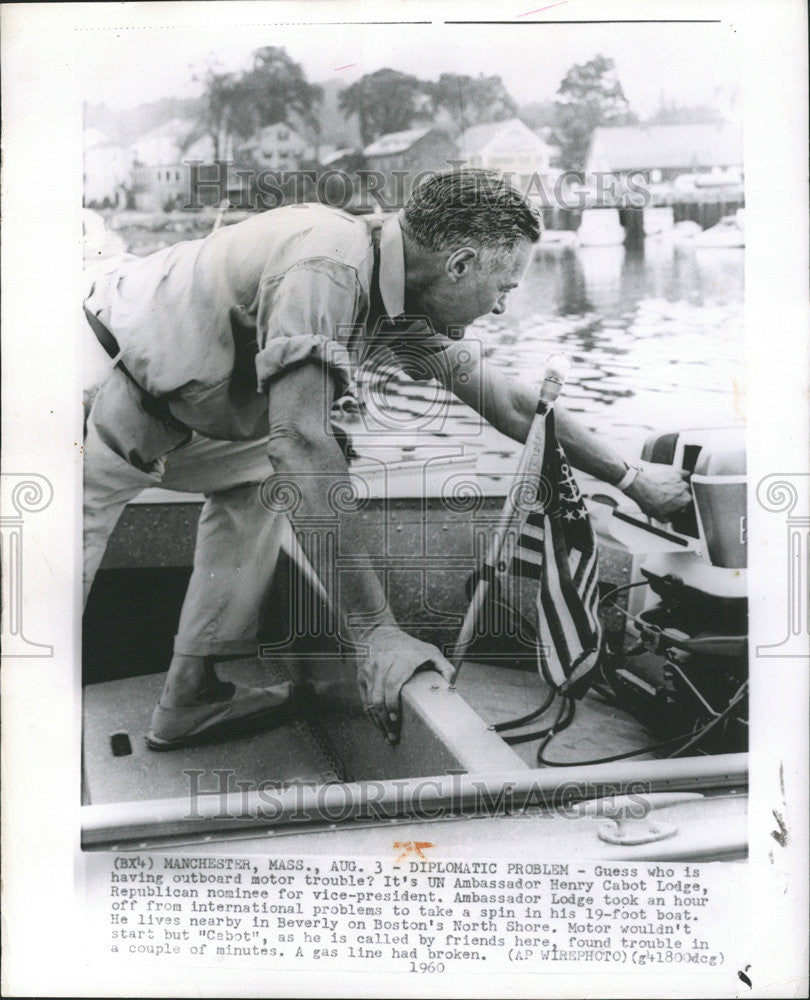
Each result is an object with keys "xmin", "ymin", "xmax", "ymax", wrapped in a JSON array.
[
  {"xmin": 129, "ymin": 118, "xmax": 197, "ymax": 167},
  {"xmin": 458, "ymin": 118, "xmax": 556, "ymax": 181},
  {"xmin": 128, "ymin": 119, "xmax": 208, "ymax": 211},
  {"xmin": 238, "ymin": 123, "xmax": 314, "ymax": 170},
  {"xmin": 83, "ymin": 128, "xmax": 133, "ymax": 207}
]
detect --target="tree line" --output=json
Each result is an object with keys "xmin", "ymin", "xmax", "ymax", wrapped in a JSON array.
[{"xmin": 194, "ymin": 47, "xmax": 725, "ymax": 173}]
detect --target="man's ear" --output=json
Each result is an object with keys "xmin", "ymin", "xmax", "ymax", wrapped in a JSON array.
[{"xmin": 445, "ymin": 246, "xmax": 478, "ymax": 281}]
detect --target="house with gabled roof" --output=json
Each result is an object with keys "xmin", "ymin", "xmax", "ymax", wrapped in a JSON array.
[{"xmin": 458, "ymin": 118, "xmax": 556, "ymax": 182}]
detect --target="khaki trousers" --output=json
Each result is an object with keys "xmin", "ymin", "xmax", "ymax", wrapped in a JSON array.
[{"xmin": 84, "ymin": 364, "xmax": 285, "ymax": 659}]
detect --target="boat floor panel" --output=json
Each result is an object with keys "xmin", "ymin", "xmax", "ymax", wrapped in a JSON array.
[
  {"xmin": 83, "ymin": 660, "xmax": 341, "ymax": 805},
  {"xmin": 456, "ymin": 663, "xmax": 658, "ymax": 766},
  {"xmin": 83, "ymin": 658, "xmax": 659, "ymax": 807}
]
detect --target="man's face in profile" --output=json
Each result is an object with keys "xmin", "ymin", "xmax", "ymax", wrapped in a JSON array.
[{"xmin": 415, "ymin": 238, "xmax": 534, "ymax": 340}]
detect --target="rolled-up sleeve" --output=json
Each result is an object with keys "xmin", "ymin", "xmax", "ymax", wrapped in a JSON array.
[{"xmin": 255, "ymin": 258, "xmax": 361, "ymax": 397}]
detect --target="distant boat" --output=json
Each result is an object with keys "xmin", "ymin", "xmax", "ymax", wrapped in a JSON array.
[
  {"xmin": 536, "ymin": 229, "xmax": 578, "ymax": 252},
  {"xmin": 578, "ymin": 208, "xmax": 625, "ymax": 247},
  {"xmin": 694, "ymin": 212, "xmax": 745, "ymax": 249},
  {"xmin": 643, "ymin": 206, "xmax": 675, "ymax": 237},
  {"xmin": 673, "ymin": 168, "xmax": 743, "ymax": 192},
  {"xmin": 668, "ymin": 220, "xmax": 704, "ymax": 243},
  {"xmin": 694, "ymin": 167, "xmax": 743, "ymax": 188}
]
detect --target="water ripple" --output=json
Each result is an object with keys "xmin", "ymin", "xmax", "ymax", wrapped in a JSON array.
[{"xmin": 344, "ymin": 243, "xmax": 744, "ymax": 467}]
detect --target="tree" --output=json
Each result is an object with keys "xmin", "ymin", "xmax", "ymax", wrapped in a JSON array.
[
  {"xmin": 517, "ymin": 99, "xmax": 558, "ymax": 132},
  {"xmin": 197, "ymin": 65, "xmax": 239, "ymax": 161},
  {"xmin": 430, "ymin": 73, "xmax": 517, "ymax": 133},
  {"xmin": 198, "ymin": 47, "xmax": 323, "ymax": 157},
  {"xmin": 229, "ymin": 47, "xmax": 323, "ymax": 139},
  {"xmin": 339, "ymin": 69, "xmax": 432, "ymax": 145},
  {"xmin": 554, "ymin": 54, "xmax": 635, "ymax": 172}
]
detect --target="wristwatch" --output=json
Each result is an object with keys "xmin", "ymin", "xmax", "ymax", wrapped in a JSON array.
[{"xmin": 615, "ymin": 463, "xmax": 642, "ymax": 492}]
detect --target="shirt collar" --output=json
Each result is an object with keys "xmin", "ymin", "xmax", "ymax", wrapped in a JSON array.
[{"xmin": 378, "ymin": 213, "xmax": 405, "ymax": 318}]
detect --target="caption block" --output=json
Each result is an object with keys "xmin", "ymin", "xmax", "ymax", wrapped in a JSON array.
[{"xmin": 86, "ymin": 850, "xmax": 747, "ymax": 976}]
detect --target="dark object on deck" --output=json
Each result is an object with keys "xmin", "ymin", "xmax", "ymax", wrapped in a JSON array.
[{"xmin": 109, "ymin": 733, "xmax": 132, "ymax": 757}]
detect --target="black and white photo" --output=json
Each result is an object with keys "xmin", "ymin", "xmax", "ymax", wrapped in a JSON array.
[{"xmin": 2, "ymin": 2, "xmax": 808, "ymax": 997}]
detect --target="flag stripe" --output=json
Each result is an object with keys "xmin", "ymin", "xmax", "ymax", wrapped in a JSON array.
[
  {"xmin": 520, "ymin": 520, "xmax": 545, "ymax": 541},
  {"xmin": 512, "ymin": 555, "xmax": 543, "ymax": 580},
  {"xmin": 581, "ymin": 560, "xmax": 601, "ymax": 632},
  {"xmin": 517, "ymin": 533, "xmax": 545, "ymax": 554},
  {"xmin": 514, "ymin": 547, "xmax": 544, "ymax": 567},
  {"xmin": 572, "ymin": 548, "xmax": 589, "ymax": 586},
  {"xmin": 548, "ymin": 515, "xmax": 594, "ymax": 641},
  {"xmin": 575, "ymin": 550, "xmax": 599, "ymax": 615},
  {"xmin": 541, "ymin": 525, "xmax": 582, "ymax": 666}
]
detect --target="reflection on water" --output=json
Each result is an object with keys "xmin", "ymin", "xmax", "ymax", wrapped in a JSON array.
[{"xmin": 346, "ymin": 240, "xmax": 745, "ymax": 469}]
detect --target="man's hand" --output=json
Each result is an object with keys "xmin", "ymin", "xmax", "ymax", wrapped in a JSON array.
[
  {"xmin": 625, "ymin": 463, "xmax": 692, "ymax": 521},
  {"xmin": 355, "ymin": 625, "xmax": 456, "ymax": 743}
]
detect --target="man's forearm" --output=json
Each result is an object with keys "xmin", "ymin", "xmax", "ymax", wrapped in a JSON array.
[
  {"xmin": 444, "ymin": 342, "xmax": 628, "ymax": 484},
  {"xmin": 496, "ymin": 372, "xmax": 629, "ymax": 483},
  {"xmin": 552, "ymin": 406, "xmax": 627, "ymax": 484},
  {"xmin": 442, "ymin": 344, "xmax": 690, "ymax": 518},
  {"xmin": 503, "ymin": 376, "xmax": 690, "ymax": 516}
]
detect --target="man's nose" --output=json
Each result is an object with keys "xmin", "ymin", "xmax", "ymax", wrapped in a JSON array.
[{"xmin": 491, "ymin": 295, "xmax": 507, "ymax": 315}]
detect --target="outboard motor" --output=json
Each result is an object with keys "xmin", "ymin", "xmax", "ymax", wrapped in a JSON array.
[{"xmin": 601, "ymin": 428, "xmax": 748, "ymax": 753}]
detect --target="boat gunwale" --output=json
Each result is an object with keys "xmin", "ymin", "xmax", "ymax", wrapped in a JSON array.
[{"xmin": 82, "ymin": 752, "xmax": 748, "ymax": 848}]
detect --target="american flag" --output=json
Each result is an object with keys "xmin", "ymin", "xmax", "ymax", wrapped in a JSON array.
[
  {"xmin": 453, "ymin": 360, "xmax": 602, "ymax": 698},
  {"xmin": 502, "ymin": 405, "xmax": 602, "ymax": 698}
]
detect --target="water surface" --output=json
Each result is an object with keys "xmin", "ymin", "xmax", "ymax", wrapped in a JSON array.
[{"xmin": 347, "ymin": 239, "xmax": 745, "ymax": 472}]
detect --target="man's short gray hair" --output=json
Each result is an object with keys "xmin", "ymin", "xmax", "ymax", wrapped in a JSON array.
[{"xmin": 402, "ymin": 169, "xmax": 542, "ymax": 266}]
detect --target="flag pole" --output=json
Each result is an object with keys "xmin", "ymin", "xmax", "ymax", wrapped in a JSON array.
[{"xmin": 450, "ymin": 355, "xmax": 570, "ymax": 678}]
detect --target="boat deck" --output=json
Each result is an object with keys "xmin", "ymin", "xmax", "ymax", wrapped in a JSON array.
[
  {"xmin": 83, "ymin": 660, "xmax": 341, "ymax": 806},
  {"xmin": 83, "ymin": 657, "xmax": 655, "ymax": 806}
]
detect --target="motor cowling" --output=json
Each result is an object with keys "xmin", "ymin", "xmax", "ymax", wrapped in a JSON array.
[{"xmin": 603, "ymin": 427, "xmax": 748, "ymax": 753}]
